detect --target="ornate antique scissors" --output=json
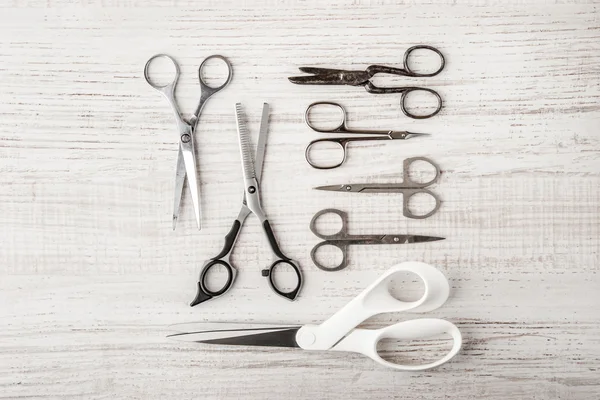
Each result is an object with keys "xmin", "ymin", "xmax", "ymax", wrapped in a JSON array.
[
  {"xmin": 170, "ymin": 262, "xmax": 462, "ymax": 371},
  {"xmin": 310, "ymin": 209, "xmax": 444, "ymax": 271},
  {"xmin": 315, "ymin": 157, "xmax": 442, "ymax": 219},
  {"xmin": 144, "ymin": 54, "xmax": 233, "ymax": 229},
  {"xmin": 303, "ymin": 102, "xmax": 428, "ymax": 169},
  {"xmin": 190, "ymin": 103, "xmax": 302, "ymax": 306},
  {"xmin": 289, "ymin": 45, "xmax": 445, "ymax": 119}
]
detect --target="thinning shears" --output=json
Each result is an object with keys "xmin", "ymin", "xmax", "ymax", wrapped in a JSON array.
[
  {"xmin": 190, "ymin": 103, "xmax": 302, "ymax": 306},
  {"xmin": 304, "ymin": 102, "xmax": 428, "ymax": 169},
  {"xmin": 310, "ymin": 209, "xmax": 444, "ymax": 271},
  {"xmin": 289, "ymin": 45, "xmax": 445, "ymax": 119},
  {"xmin": 144, "ymin": 54, "xmax": 233, "ymax": 229},
  {"xmin": 170, "ymin": 262, "xmax": 462, "ymax": 371}
]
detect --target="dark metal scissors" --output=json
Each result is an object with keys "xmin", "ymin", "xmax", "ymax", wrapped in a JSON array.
[
  {"xmin": 144, "ymin": 54, "xmax": 233, "ymax": 230},
  {"xmin": 315, "ymin": 157, "xmax": 442, "ymax": 219},
  {"xmin": 309, "ymin": 209, "xmax": 444, "ymax": 271},
  {"xmin": 289, "ymin": 45, "xmax": 445, "ymax": 119},
  {"xmin": 190, "ymin": 103, "xmax": 302, "ymax": 306},
  {"xmin": 304, "ymin": 102, "xmax": 428, "ymax": 169}
]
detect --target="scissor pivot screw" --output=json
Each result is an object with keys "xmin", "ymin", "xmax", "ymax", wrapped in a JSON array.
[
  {"xmin": 181, "ymin": 134, "xmax": 191, "ymax": 143},
  {"xmin": 393, "ymin": 237, "xmax": 400, "ymax": 242},
  {"xmin": 345, "ymin": 185, "xmax": 352, "ymax": 191},
  {"xmin": 248, "ymin": 186, "xmax": 256, "ymax": 193}
]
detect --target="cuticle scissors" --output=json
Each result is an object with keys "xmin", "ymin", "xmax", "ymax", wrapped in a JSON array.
[
  {"xmin": 190, "ymin": 103, "xmax": 303, "ymax": 306},
  {"xmin": 309, "ymin": 208, "xmax": 444, "ymax": 272},
  {"xmin": 144, "ymin": 54, "xmax": 233, "ymax": 230},
  {"xmin": 169, "ymin": 262, "xmax": 462, "ymax": 371},
  {"xmin": 304, "ymin": 101, "xmax": 428, "ymax": 169},
  {"xmin": 289, "ymin": 45, "xmax": 445, "ymax": 119}
]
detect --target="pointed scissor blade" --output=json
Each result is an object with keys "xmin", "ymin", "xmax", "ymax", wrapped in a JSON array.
[
  {"xmin": 235, "ymin": 103, "xmax": 256, "ymax": 181},
  {"xmin": 168, "ymin": 323, "xmax": 301, "ymax": 348},
  {"xmin": 314, "ymin": 184, "xmax": 354, "ymax": 192},
  {"xmin": 382, "ymin": 235, "xmax": 445, "ymax": 244},
  {"xmin": 389, "ymin": 131, "xmax": 430, "ymax": 140},
  {"xmin": 180, "ymin": 139, "xmax": 201, "ymax": 230},
  {"xmin": 172, "ymin": 147, "xmax": 186, "ymax": 230}
]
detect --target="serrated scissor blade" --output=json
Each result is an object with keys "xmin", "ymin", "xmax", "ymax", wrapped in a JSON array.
[{"xmin": 235, "ymin": 103, "xmax": 256, "ymax": 181}]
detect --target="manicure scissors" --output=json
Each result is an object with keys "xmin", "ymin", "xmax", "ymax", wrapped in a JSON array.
[
  {"xmin": 310, "ymin": 209, "xmax": 444, "ymax": 271},
  {"xmin": 190, "ymin": 103, "xmax": 302, "ymax": 306},
  {"xmin": 315, "ymin": 157, "xmax": 442, "ymax": 219},
  {"xmin": 144, "ymin": 54, "xmax": 233, "ymax": 229},
  {"xmin": 289, "ymin": 45, "xmax": 445, "ymax": 119},
  {"xmin": 170, "ymin": 262, "xmax": 462, "ymax": 371},
  {"xmin": 304, "ymin": 102, "xmax": 428, "ymax": 169}
]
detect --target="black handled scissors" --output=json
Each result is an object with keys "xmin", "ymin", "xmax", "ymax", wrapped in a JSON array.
[
  {"xmin": 310, "ymin": 209, "xmax": 444, "ymax": 271},
  {"xmin": 191, "ymin": 103, "xmax": 302, "ymax": 306},
  {"xmin": 304, "ymin": 102, "xmax": 428, "ymax": 169},
  {"xmin": 289, "ymin": 45, "xmax": 445, "ymax": 119}
]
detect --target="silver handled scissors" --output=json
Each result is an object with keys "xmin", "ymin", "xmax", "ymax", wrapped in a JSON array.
[
  {"xmin": 289, "ymin": 45, "xmax": 445, "ymax": 119},
  {"xmin": 144, "ymin": 54, "xmax": 233, "ymax": 229},
  {"xmin": 190, "ymin": 103, "xmax": 302, "ymax": 306},
  {"xmin": 315, "ymin": 157, "xmax": 442, "ymax": 219},
  {"xmin": 304, "ymin": 102, "xmax": 428, "ymax": 169},
  {"xmin": 309, "ymin": 209, "xmax": 444, "ymax": 271},
  {"xmin": 170, "ymin": 262, "xmax": 462, "ymax": 371}
]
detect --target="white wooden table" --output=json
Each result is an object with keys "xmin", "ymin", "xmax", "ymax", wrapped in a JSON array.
[{"xmin": 1, "ymin": 1, "xmax": 599, "ymax": 399}]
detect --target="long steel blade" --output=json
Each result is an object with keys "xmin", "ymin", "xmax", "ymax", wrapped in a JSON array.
[
  {"xmin": 255, "ymin": 103, "xmax": 269, "ymax": 184},
  {"xmin": 314, "ymin": 183, "xmax": 428, "ymax": 192},
  {"xmin": 172, "ymin": 147, "xmax": 186, "ymax": 230},
  {"xmin": 235, "ymin": 103, "xmax": 256, "ymax": 181},
  {"xmin": 380, "ymin": 234, "xmax": 445, "ymax": 244},
  {"xmin": 180, "ymin": 137, "xmax": 201, "ymax": 229},
  {"xmin": 168, "ymin": 323, "xmax": 301, "ymax": 348}
]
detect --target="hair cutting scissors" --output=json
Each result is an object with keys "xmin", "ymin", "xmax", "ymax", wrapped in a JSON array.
[
  {"xmin": 310, "ymin": 209, "xmax": 444, "ymax": 271},
  {"xmin": 304, "ymin": 102, "xmax": 428, "ymax": 169},
  {"xmin": 144, "ymin": 54, "xmax": 233, "ymax": 230},
  {"xmin": 289, "ymin": 45, "xmax": 445, "ymax": 119},
  {"xmin": 170, "ymin": 262, "xmax": 462, "ymax": 371},
  {"xmin": 315, "ymin": 157, "xmax": 441, "ymax": 219},
  {"xmin": 190, "ymin": 103, "xmax": 302, "ymax": 306}
]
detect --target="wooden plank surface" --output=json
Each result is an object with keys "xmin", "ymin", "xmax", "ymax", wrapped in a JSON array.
[{"xmin": 1, "ymin": 1, "xmax": 599, "ymax": 399}]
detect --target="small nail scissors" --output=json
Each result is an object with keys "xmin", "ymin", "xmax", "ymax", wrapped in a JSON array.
[
  {"xmin": 144, "ymin": 54, "xmax": 233, "ymax": 230},
  {"xmin": 315, "ymin": 157, "xmax": 442, "ymax": 219},
  {"xmin": 304, "ymin": 102, "xmax": 428, "ymax": 169},
  {"xmin": 170, "ymin": 262, "xmax": 462, "ymax": 371},
  {"xmin": 310, "ymin": 209, "xmax": 444, "ymax": 271},
  {"xmin": 190, "ymin": 103, "xmax": 303, "ymax": 306},
  {"xmin": 289, "ymin": 45, "xmax": 445, "ymax": 119}
]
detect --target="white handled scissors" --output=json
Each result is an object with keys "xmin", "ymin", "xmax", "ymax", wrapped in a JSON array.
[{"xmin": 169, "ymin": 262, "xmax": 462, "ymax": 371}]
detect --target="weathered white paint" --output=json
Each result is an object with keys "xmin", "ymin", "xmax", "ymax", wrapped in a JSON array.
[{"xmin": 1, "ymin": 1, "xmax": 599, "ymax": 399}]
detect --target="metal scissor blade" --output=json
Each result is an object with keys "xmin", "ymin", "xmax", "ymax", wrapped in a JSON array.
[
  {"xmin": 314, "ymin": 184, "xmax": 358, "ymax": 192},
  {"xmin": 389, "ymin": 131, "xmax": 430, "ymax": 140},
  {"xmin": 180, "ymin": 139, "xmax": 201, "ymax": 230},
  {"xmin": 254, "ymin": 103, "xmax": 269, "ymax": 183},
  {"xmin": 168, "ymin": 323, "xmax": 302, "ymax": 348},
  {"xmin": 289, "ymin": 67, "xmax": 369, "ymax": 85},
  {"xmin": 382, "ymin": 234, "xmax": 445, "ymax": 244},
  {"xmin": 172, "ymin": 147, "xmax": 186, "ymax": 230},
  {"xmin": 235, "ymin": 103, "xmax": 257, "ymax": 180}
]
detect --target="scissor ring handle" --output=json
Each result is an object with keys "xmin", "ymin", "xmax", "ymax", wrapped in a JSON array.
[
  {"xmin": 262, "ymin": 259, "xmax": 303, "ymax": 301},
  {"xmin": 198, "ymin": 54, "xmax": 233, "ymax": 92},
  {"xmin": 309, "ymin": 208, "xmax": 349, "ymax": 239},
  {"xmin": 200, "ymin": 259, "xmax": 235, "ymax": 297},
  {"xmin": 304, "ymin": 101, "xmax": 348, "ymax": 133},
  {"xmin": 403, "ymin": 45, "xmax": 445, "ymax": 77},
  {"xmin": 144, "ymin": 54, "xmax": 180, "ymax": 92},
  {"xmin": 310, "ymin": 241, "xmax": 349, "ymax": 272},
  {"xmin": 305, "ymin": 138, "xmax": 348, "ymax": 170},
  {"xmin": 403, "ymin": 156, "xmax": 441, "ymax": 187},
  {"xmin": 400, "ymin": 87, "xmax": 443, "ymax": 119},
  {"xmin": 402, "ymin": 189, "xmax": 442, "ymax": 219}
]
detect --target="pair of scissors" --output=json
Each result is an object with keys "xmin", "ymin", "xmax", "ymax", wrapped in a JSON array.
[
  {"xmin": 170, "ymin": 262, "xmax": 462, "ymax": 371},
  {"xmin": 190, "ymin": 103, "xmax": 303, "ymax": 306},
  {"xmin": 310, "ymin": 209, "xmax": 444, "ymax": 271},
  {"xmin": 289, "ymin": 45, "xmax": 445, "ymax": 119},
  {"xmin": 315, "ymin": 157, "xmax": 442, "ymax": 219},
  {"xmin": 144, "ymin": 54, "xmax": 233, "ymax": 229},
  {"xmin": 304, "ymin": 102, "xmax": 428, "ymax": 169}
]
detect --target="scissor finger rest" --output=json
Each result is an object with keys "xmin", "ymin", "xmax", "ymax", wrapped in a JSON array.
[
  {"xmin": 262, "ymin": 259, "xmax": 303, "ymax": 301},
  {"xmin": 330, "ymin": 318, "xmax": 462, "ymax": 371}
]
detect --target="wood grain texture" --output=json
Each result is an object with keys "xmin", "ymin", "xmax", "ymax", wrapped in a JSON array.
[{"xmin": 1, "ymin": 1, "xmax": 599, "ymax": 399}]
